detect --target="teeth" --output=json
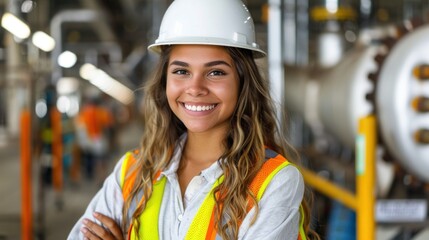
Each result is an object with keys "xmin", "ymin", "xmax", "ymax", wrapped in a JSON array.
[{"xmin": 184, "ymin": 104, "xmax": 215, "ymax": 112}]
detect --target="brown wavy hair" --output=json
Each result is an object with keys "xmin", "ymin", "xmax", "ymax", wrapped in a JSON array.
[{"xmin": 121, "ymin": 45, "xmax": 318, "ymax": 239}]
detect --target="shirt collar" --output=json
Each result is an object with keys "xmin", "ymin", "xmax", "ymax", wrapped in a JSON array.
[{"xmin": 162, "ymin": 133, "xmax": 224, "ymax": 183}]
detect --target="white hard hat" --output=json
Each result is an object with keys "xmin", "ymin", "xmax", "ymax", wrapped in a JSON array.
[{"xmin": 148, "ymin": 0, "xmax": 266, "ymax": 58}]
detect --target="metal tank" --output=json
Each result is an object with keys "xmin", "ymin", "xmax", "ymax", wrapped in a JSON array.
[
  {"xmin": 284, "ymin": 22, "xmax": 429, "ymax": 182},
  {"xmin": 376, "ymin": 24, "xmax": 429, "ymax": 181}
]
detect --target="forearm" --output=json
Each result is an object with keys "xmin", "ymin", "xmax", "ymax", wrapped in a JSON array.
[{"xmin": 67, "ymin": 157, "xmax": 126, "ymax": 239}]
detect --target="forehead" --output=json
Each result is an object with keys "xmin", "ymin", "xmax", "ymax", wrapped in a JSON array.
[{"xmin": 169, "ymin": 45, "xmax": 233, "ymax": 64}]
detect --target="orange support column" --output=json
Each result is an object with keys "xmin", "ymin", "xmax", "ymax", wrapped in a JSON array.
[
  {"xmin": 20, "ymin": 109, "xmax": 33, "ymax": 240},
  {"xmin": 51, "ymin": 109, "xmax": 63, "ymax": 192},
  {"xmin": 356, "ymin": 115, "xmax": 376, "ymax": 240}
]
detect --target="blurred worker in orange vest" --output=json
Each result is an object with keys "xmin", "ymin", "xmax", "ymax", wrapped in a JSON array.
[{"xmin": 75, "ymin": 94, "xmax": 114, "ymax": 184}]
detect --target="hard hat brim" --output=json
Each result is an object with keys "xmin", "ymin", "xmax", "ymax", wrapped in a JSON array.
[{"xmin": 148, "ymin": 39, "xmax": 266, "ymax": 59}]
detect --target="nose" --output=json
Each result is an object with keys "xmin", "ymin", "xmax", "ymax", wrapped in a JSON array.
[{"xmin": 185, "ymin": 74, "xmax": 208, "ymax": 96}]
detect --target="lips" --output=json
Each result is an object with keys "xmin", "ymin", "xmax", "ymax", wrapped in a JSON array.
[{"xmin": 183, "ymin": 103, "xmax": 217, "ymax": 112}]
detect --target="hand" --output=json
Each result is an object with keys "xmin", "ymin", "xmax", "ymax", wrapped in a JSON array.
[{"xmin": 81, "ymin": 212, "xmax": 124, "ymax": 240}]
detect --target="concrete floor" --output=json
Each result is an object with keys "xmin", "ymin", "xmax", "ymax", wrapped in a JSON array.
[{"xmin": 0, "ymin": 120, "xmax": 429, "ymax": 240}]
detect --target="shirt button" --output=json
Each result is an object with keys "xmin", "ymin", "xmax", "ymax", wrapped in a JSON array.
[{"xmin": 178, "ymin": 214, "xmax": 183, "ymax": 221}]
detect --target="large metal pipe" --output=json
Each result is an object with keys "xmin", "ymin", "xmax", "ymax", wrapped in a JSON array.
[
  {"xmin": 376, "ymin": 24, "xmax": 429, "ymax": 182},
  {"xmin": 50, "ymin": 9, "xmax": 116, "ymax": 83},
  {"xmin": 284, "ymin": 45, "xmax": 380, "ymax": 147},
  {"xmin": 268, "ymin": 0, "xmax": 285, "ymax": 123},
  {"xmin": 5, "ymin": 0, "xmax": 29, "ymax": 137},
  {"xmin": 284, "ymin": 24, "xmax": 429, "ymax": 182}
]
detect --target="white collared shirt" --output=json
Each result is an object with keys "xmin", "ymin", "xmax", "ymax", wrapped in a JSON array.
[{"xmin": 68, "ymin": 135, "xmax": 305, "ymax": 239}]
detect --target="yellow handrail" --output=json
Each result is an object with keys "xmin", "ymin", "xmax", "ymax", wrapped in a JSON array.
[
  {"xmin": 300, "ymin": 167, "xmax": 358, "ymax": 210},
  {"xmin": 301, "ymin": 115, "xmax": 376, "ymax": 240}
]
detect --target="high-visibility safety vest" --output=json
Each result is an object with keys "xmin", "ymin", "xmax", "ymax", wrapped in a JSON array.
[{"xmin": 120, "ymin": 149, "xmax": 307, "ymax": 240}]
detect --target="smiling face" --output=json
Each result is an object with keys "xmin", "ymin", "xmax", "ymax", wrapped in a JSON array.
[{"xmin": 166, "ymin": 45, "xmax": 239, "ymax": 135}]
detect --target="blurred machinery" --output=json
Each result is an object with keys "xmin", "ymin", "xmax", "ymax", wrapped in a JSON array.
[
  {"xmin": 272, "ymin": 0, "xmax": 429, "ymax": 239},
  {"xmin": 285, "ymin": 20, "xmax": 429, "ymax": 182}
]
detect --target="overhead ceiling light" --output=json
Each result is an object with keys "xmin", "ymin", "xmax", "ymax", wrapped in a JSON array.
[
  {"xmin": 56, "ymin": 77, "xmax": 79, "ymax": 95},
  {"xmin": 35, "ymin": 99, "xmax": 47, "ymax": 118},
  {"xmin": 58, "ymin": 50, "xmax": 77, "ymax": 68},
  {"xmin": 21, "ymin": 0, "xmax": 36, "ymax": 13},
  {"xmin": 79, "ymin": 63, "xmax": 135, "ymax": 105},
  {"xmin": 1, "ymin": 12, "xmax": 31, "ymax": 39},
  {"xmin": 32, "ymin": 31, "xmax": 56, "ymax": 52},
  {"xmin": 79, "ymin": 63, "xmax": 97, "ymax": 80}
]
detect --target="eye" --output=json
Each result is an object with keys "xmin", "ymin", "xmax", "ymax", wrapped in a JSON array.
[
  {"xmin": 172, "ymin": 69, "xmax": 188, "ymax": 75},
  {"xmin": 208, "ymin": 70, "xmax": 226, "ymax": 76}
]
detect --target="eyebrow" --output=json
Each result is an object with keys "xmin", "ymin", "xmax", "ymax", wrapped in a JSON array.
[
  {"xmin": 205, "ymin": 60, "xmax": 232, "ymax": 68},
  {"xmin": 169, "ymin": 60, "xmax": 232, "ymax": 68}
]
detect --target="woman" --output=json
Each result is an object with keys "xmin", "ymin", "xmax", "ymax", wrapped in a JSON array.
[{"xmin": 68, "ymin": 0, "xmax": 317, "ymax": 239}]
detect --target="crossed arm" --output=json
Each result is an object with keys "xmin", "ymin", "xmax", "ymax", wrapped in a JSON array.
[{"xmin": 80, "ymin": 212, "xmax": 123, "ymax": 240}]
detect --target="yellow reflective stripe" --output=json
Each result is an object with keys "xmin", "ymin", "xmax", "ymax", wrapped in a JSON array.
[
  {"xmin": 257, "ymin": 161, "xmax": 291, "ymax": 200},
  {"xmin": 257, "ymin": 161, "xmax": 308, "ymax": 240},
  {"xmin": 130, "ymin": 177, "xmax": 167, "ymax": 240},
  {"xmin": 120, "ymin": 152, "xmax": 132, "ymax": 188},
  {"xmin": 185, "ymin": 176, "xmax": 224, "ymax": 240},
  {"xmin": 299, "ymin": 205, "xmax": 307, "ymax": 240}
]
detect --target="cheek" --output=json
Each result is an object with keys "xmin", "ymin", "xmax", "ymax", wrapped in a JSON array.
[
  {"xmin": 166, "ymin": 79, "xmax": 186, "ymax": 117},
  {"xmin": 166, "ymin": 78, "xmax": 178, "ymax": 98},
  {"xmin": 166, "ymin": 80, "xmax": 177, "ymax": 108},
  {"xmin": 217, "ymin": 82, "xmax": 239, "ymax": 109},
  {"xmin": 226, "ymin": 79, "xmax": 240, "ymax": 103}
]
